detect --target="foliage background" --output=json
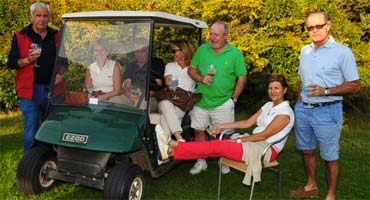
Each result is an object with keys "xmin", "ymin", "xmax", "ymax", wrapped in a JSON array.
[{"xmin": 0, "ymin": 0, "xmax": 369, "ymax": 110}]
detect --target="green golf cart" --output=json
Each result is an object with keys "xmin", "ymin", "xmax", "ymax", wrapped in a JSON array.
[{"xmin": 16, "ymin": 11, "xmax": 207, "ymax": 199}]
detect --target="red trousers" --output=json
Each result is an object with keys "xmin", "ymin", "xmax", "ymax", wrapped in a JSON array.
[{"xmin": 173, "ymin": 140, "xmax": 278, "ymax": 162}]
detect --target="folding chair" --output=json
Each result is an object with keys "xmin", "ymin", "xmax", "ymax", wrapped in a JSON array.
[{"xmin": 217, "ymin": 131, "xmax": 289, "ymax": 200}]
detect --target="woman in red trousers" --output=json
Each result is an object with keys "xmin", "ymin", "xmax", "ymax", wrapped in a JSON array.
[{"xmin": 156, "ymin": 75, "xmax": 294, "ymax": 164}]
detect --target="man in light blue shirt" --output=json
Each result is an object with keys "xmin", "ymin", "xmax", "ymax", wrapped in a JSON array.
[{"xmin": 290, "ymin": 12, "xmax": 361, "ymax": 200}]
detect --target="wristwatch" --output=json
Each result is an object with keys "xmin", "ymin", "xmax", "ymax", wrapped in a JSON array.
[{"xmin": 324, "ymin": 88, "xmax": 331, "ymax": 96}]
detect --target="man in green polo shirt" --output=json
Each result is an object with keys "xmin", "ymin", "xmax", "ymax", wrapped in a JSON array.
[{"xmin": 188, "ymin": 21, "xmax": 247, "ymax": 174}]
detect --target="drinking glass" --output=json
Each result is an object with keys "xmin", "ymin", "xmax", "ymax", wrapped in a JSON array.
[
  {"xmin": 130, "ymin": 86, "xmax": 141, "ymax": 106},
  {"xmin": 169, "ymin": 76, "xmax": 179, "ymax": 99},
  {"xmin": 31, "ymin": 43, "xmax": 42, "ymax": 68},
  {"xmin": 131, "ymin": 86, "xmax": 141, "ymax": 96},
  {"xmin": 302, "ymin": 81, "xmax": 314, "ymax": 108},
  {"xmin": 207, "ymin": 64, "xmax": 216, "ymax": 77},
  {"xmin": 86, "ymin": 86, "xmax": 94, "ymax": 97},
  {"xmin": 302, "ymin": 81, "xmax": 312, "ymax": 96}
]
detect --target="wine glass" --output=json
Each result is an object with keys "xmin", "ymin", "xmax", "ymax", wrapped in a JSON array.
[
  {"xmin": 86, "ymin": 86, "xmax": 94, "ymax": 97},
  {"xmin": 131, "ymin": 86, "xmax": 141, "ymax": 96},
  {"xmin": 31, "ymin": 43, "xmax": 42, "ymax": 68},
  {"xmin": 169, "ymin": 76, "xmax": 179, "ymax": 99},
  {"xmin": 130, "ymin": 86, "xmax": 141, "ymax": 106},
  {"xmin": 207, "ymin": 64, "xmax": 216, "ymax": 77}
]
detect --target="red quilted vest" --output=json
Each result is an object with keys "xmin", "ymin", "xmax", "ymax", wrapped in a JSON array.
[{"xmin": 14, "ymin": 30, "xmax": 60, "ymax": 99}]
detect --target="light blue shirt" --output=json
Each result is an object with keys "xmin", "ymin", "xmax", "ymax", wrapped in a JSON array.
[{"xmin": 299, "ymin": 36, "xmax": 359, "ymax": 103}]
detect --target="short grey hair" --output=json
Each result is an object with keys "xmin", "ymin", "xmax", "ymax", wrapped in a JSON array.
[
  {"xmin": 211, "ymin": 21, "xmax": 229, "ymax": 35},
  {"xmin": 90, "ymin": 37, "xmax": 110, "ymax": 55},
  {"xmin": 305, "ymin": 11, "xmax": 331, "ymax": 27},
  {"xmin": 30, "ymin": 2, "xmax": 50, "ymax": 16}
]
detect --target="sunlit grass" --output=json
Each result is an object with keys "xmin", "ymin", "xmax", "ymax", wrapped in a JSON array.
[{"xmin": 0, "ymin": 105, "xmax": 369, "ymax": 199}]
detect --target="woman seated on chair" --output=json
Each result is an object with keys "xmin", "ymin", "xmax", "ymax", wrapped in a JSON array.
[
  {"xmin": 155, "ymin": 40, "xmax": 196, "ymax": 142},
  {"xmin": 84, "ymin": 37, "xmax": 121, "ymax": 102},
  {"xmin": 157, "ymin": 75, "xmax": 294, "ymax": 164}
]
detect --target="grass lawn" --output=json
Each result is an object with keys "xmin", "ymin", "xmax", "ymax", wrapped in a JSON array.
[{"xmin": 0, "ymin": 106, "xmax": 369, "ymax": 200}]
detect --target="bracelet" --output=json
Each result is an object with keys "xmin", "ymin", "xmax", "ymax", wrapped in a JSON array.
[{"xmin": 236, "ymin": 138, "xmax": 242, "ymax": 143}]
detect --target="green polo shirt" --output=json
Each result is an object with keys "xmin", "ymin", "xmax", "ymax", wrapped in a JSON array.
[{"xmin": 191, "ymin": 43, "xmax": 247, "ymax": 110}]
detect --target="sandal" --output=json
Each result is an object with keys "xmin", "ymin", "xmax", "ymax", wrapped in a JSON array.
[{"xmin": 289, "ymin": 187, "xmax": 319, "ymax": 198}]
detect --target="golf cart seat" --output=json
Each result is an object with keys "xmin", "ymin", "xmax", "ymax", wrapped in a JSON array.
[{"xmin": 149, "ymin": 113, "xmax": 161, "ymax": 124}]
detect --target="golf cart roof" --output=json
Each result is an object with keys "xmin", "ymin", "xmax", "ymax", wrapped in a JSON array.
[{"xmin": 62, "ymin": 11, "xmax": 208, "ymax": 29}]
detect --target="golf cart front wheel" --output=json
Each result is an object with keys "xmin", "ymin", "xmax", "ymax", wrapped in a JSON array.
[
  {"xmin": 104, "ymin": 163, "xmax": 145, "ymax": 200},
  {"xmin": 16, "ymin": 146, "xmax": 57, "ymax": 194}
]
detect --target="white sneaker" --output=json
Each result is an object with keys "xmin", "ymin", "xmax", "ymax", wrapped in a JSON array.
[
  {"xmin": 189, "ymin": 160, "xmax": 207, "ymax": 175},
  {"xmin": 155, "ymin": 125, "xmax": 170, "ymax": 160},
  {"xmin": 221, "ymin": 165, "xmax": 230, "ymax": 174}
]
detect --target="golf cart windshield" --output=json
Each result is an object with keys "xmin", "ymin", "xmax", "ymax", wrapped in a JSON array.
[{"xmin": 52, "ymin": 20, "xmax": 152, "ymax": 110}]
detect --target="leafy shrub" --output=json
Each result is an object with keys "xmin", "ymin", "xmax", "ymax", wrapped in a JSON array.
[
  {"xmin": 0, "ymin": 0, "xmax": 369, "ymax": 110},
  {"xmin": 0, "ymin": 68, "xmax": 18, "ymax": 110}
]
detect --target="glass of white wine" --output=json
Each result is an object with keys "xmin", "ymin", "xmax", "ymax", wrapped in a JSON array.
[
  {"xmin": 30, "ymin": 43, "xmax": 42, "ymax": 68},
  {"xmin": 207, "ymin": 64, "xmax": 216, "ymax": 77}
]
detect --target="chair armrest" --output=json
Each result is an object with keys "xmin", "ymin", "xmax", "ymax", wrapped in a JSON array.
[
  {"xmin": 219, "ymin": 130, "xmax": 228, "ymax": 141},
  {"xmin": 218, "ymin": 129, "xmax": 238, "ymax": 140}
]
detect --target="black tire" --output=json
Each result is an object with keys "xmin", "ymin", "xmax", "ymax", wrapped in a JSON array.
[
  {"xmin": 104, "ymin": 163, "xmax": 145, "ymax": 200},
  {"xmin": 16, "ymin": 146, "xmax": 57, "ymax": 195}
]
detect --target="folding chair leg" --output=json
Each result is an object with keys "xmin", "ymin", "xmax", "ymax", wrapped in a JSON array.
[
  {"xmin": 217, "ymin": 162, "xmax": 222, "ymax": 200},
  {"xmin": 278, "ymin": 165, "xmax": 282, "ymax": 198},
  {"xmin": 249, "ymin": 177, "xmax": 255, "ymax": 200}
]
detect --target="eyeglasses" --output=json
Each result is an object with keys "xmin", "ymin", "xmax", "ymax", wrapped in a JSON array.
[
  {"xmin": 171, "ymin": 49, "xmax": 181, "ymax": 54},
  {"xmin": 306, "ymin": 23, "xmax": 326, "ymax": 32}
]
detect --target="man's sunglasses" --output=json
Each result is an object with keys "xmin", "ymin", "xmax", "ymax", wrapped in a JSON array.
[{"xmin": 306, "ymin": 23, "xmax": 326, "ymax": 32}]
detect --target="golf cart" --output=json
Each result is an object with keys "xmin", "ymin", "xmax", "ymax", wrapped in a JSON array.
[{"xmin": 16, "ymin": 11, "xmax": 207, "ymax": 199}]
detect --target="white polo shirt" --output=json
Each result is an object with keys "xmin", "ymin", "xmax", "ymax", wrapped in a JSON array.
[
  {"xmin": 89, "ymin": 59, "xmax": 117, "ymax": 93},
  {"xmin": 253, "ymin": 101, "xmax": 294, "ymax": 152}
]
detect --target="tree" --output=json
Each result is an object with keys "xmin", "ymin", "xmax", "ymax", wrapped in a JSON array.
[{"xmin": 0, "ymin": 0, "xmax": 369, "ymax": 110}]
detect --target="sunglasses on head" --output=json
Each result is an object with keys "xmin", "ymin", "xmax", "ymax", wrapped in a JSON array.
[
  {"xmin": 306, "ymin": 23, "xmax": 326, "ymax": 32},
  {"xmin": 171, "ymin": 49, "xmax": 181, "ymax": 54}
]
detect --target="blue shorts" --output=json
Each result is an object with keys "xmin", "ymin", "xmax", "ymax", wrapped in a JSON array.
[{"xmin": 294, "ymin": 101, "xmax": 343, "ymax": 161}]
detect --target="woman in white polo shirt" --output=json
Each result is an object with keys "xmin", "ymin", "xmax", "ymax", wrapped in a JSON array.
[
  {"xmin": 156, "ymin": 40, "xmax": 196, "ymax": 142},
  {"xmin": 157, "ymin": 75, "xmax": 294, "ymax": 165},
  {"xmin": 85, "ymin": 38, "xmax": 121, "ymax": 102}
]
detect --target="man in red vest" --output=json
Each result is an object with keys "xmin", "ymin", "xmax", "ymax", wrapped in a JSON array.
[{"xmin": 7, "ymin": 2, "xmax": 60, "ymax": 153}]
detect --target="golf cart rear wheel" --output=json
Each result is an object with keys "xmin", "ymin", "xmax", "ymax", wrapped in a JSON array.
[
  {"xmin": 16, "ymin": 146, "xmax": 57, "ymax": 194},
  {"xmin": 104, "ymin": 163, "xmax": 145, "ymax": 200}
]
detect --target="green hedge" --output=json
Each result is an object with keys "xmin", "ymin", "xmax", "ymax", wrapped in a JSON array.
[{"xmin": 0, "ymin": 68, "xmax": 17, "ymax": 110}]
